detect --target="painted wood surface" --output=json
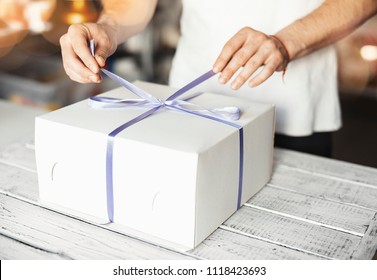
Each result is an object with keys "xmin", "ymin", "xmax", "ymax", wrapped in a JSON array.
[
  {"xmin": 0, "ymin": 193, "xmax": 195, "ymax": 260},
  {"xmin": 223, "ymin": 206, "xmax": 362, "ymax": 260},
  {"xmin": 1, "ymin": 135, "xmax": 377, "ymax": 259},
  {"xmin": 269, "ymin": 165, "xmax": 377, "ymax": 211},
  {"xmin": 248, "ymin": 186, "xmax": 375, "ymax": 235},
  {"xmin": 274, "ymin": 148, "xmax": 377, "ymax": 187},
  {"xmin": 0, "ymin": 234, "xmax": 68, "ymax": 260},
  {"xmin": 189, "ymin": 228, "xmax": 325, "ymax": 260}
]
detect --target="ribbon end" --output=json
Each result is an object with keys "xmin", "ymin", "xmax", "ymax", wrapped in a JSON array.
[{"xmin": 212, "ymin": 106, "xmax": 241, "ymax": 121}]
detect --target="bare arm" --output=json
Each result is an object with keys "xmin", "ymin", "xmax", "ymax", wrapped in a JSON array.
[
  {"xmin": 98, "ymin": 0, "xmax": 157, "ymax": 44},
  {"xmin": 213, "ymin": 0, "xmax": 377, "ymax": 90},
  {"xmin": 60, "ymin": 0, "xmax": 157, "ymax": 83},
  {"xmin": 278, "ymin": 0, "xmax": 377, "ymax": 60}
]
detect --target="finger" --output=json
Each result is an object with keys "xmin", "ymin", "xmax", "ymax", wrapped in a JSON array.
[
  {"xmin": 92, "ymin": 38, "xmax": 112, "ymax": 68},
  {"xmin": 248, "ymin": 63, "xmax": 275, "ymax": 88},
  {"xmin": 212, "ymin": 34, "xmax": 244, "ymax": 73},
  {"xmin": 219, "ymin": 44, "xmax": 257, "ymax": 86},
  {"xmin": 67, "ymin": 25, "xmax": 101, "ymax": 74},
  {"xmin": 95, "ymin": 54, "xmax": 106, "ymax": 68},
  {"xmin": 230, "ymin": 54, "xmax": 263, "ymax": 90},
  {"xmin": 67, "ymin": 67, "xmax": 102, "ymax": 84},
  {"xmin": 248, "ymin": 46, "xmax": 284, "ymax": 87},
  {"xmin": 61, "ymin": 37, "xmax": 101, "ymax": 83},
  {"xmin": 64, "ymin": 56, "xmax": 102, "ymax": 83}
]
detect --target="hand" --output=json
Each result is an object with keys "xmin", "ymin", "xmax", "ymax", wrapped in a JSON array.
[
  {"xmin": 212, "ymin": 27, "xmax": 289, "ymax": 90},
  {"xmin": 59, "ymin": 22, "xmax": 118, "ymax": 83}
]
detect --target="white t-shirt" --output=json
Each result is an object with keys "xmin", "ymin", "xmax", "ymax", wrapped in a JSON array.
[{"xmin": 169, "ymin": 0, "xmax": 341, "ymax": 136}]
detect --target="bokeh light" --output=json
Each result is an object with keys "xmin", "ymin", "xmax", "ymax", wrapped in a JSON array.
[
  {"xmin": 42, "ymin": 0, "xmax": 101, "ymax": 46},
  {"xmin": 62, "ymin": 0, "xmax": 99, "ymax": 25},
  {"xmin": 0, "ymin": 0, "xmax": 56, "ymax": 57},
  {"xmin": 360, "ymin": 45, "xmax": 377, "ymax": 61}
]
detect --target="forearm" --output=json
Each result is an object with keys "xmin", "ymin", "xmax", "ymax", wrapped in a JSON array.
[
  {"xmin": 276, "ymin": 0, "xmax": 377, "ymax": 61},
  {"xmin": 97, "ymin": 0, "xmax": 157, "ymax": 45}
]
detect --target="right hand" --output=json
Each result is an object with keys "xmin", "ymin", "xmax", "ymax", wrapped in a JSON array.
[
  {"xmin": 59, "ymin": 22, "xmax": 118, "ymax": 83},
  {"xmin": 213, "ymin": 27, "xmax": 289, "ymax": 90}
]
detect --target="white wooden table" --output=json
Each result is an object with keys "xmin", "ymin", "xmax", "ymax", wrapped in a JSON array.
[{"xmin": 1, "ymin": 101, "xmax": 377, "ymax": 260}]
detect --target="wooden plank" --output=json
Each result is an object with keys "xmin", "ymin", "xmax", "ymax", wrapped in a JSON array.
[
  {"xmin": 0, "ymin": 234, "xmax": 69, "ymax": 260},
  {"xmin": 274, "ymin": 148, "xmax": 377, "ymax": 187},
  {"xmin": 269, "ymin": 165, "xmax": 377, "ymax": 211},
  {"xmin": 190, "ymin": 228, "xmax": 325, "ymax": 260},
  {"xmin": 248, "ymin": 186, "xmax": 375, "ymax": 235},
  {"xmin": 0, "ymin": 162, "xmax": 39, "ymax": 202},
  {"xmin": 351, "ymin": 213, "xmax": 377, "ymax": 260},
  {"xmin": 0, "ymin": 193, "xmax": 196, "ymax": 260},
  {"xmin": 223, "ymin": 206, "xmax": 362, "ymax": 260},
  {"xmin": 0, "ymin": 135, "xmax": 36, "ymax": 172}
]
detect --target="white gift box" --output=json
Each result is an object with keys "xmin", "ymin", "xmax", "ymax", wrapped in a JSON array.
[{"xmin": 35, "ymin": 81, "xmax": 275, "ymax": 250}]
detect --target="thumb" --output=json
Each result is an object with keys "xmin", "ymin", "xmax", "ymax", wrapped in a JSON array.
[
  {"xmin": 90, "ymin": 40, "xmax": 108, "ymax": 68},
  {"xmin": 94, "ymin": 53, "xmax": 106, "ymax": 68}
]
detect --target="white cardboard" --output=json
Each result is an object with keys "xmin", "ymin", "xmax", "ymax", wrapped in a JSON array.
[{"xmin": 35, "ymin": 81, "xmax": 275, "ymax": 250}]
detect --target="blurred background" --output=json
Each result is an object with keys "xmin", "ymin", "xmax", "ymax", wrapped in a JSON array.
[{"xmin": 0, "ymin": 0, "xmax": 376, "ymax": 167}]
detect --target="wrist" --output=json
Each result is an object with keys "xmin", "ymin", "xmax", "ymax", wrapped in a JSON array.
[
  {"xmin": 97, "ymin": 12, "xmax": 121, "ymax": 45},
  {"xmin": 270, "ymin": 35, "xmax": 290, "ymax": 64},
  {"xmin": 270, "ymin": 35, "xmax": 290, "ymax": 77}
]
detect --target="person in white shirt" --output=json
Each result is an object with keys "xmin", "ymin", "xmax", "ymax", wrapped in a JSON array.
[{"xmin": 59, "ymin": 0, "xmax": 377, "ymax": 157}]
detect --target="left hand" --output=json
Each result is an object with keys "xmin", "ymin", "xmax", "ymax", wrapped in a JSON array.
[
  {"xmin": 59, "ymin": 22, "xmax": 118, "ymax": 84},
  {"xmin": 212, "ymin": 27, "xmax": 289, "ymax": 90}
]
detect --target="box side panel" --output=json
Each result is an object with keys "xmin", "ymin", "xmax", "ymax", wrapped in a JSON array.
[
  {"xmin": 35, "ymin": 117, "xmax": 109, "ymax": 222},
  {"xmin": 194, "ymin": 105, "xmax": 275, "ymax": 247},
  {"xmin": 195, "ymin": 131, "xmax": 240, "ymax": 246},
  {"xmin": 113, "ymin": 138, "xmax": 198, "ymax": 248},
  {"xmin": 242, "ymin": 106, "xmax": 275, "ymax": 202}
]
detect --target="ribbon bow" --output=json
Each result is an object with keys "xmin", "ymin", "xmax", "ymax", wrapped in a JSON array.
[
  {"xmin": 88, "ymin": 40, "xmax": 244, "ymax": 222},
  {"xmin": 89, "ymin": 41, "xmax": 240, "ymax": 121}
]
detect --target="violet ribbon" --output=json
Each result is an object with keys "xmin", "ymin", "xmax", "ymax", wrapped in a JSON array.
[{"xmin": 89, "ymin": 40, "xmax": 244, "ymax": 222}]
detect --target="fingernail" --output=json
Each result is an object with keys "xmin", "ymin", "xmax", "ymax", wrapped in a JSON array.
[
  {"xmin": 88, "ymin": 75, "xmax": 99, "ymax": 83},
  {"xmin": 212, "ymin": 65, "xmax": 220, "ymax": 73},
  {"xmin": 231, "ymin": 82, "xmax": 239, "ymax": 90},
  {"xmin": 90, "ymin": 65, "xmax": 99, "ymax": 73},
  {"xmin": 219, "ymin": 76, "xmax": 226, "ymax": 84},
  {"xmin": 248, "ymin": 81, "xmax": 255, "ymax": 88}
]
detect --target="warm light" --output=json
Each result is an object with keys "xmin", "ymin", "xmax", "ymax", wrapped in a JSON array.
[
  {"xmin": 65, "ymin": 13, "xmax": 86, "ymax": 24},
  {"xmin": 360, "ymin": 45, "xmax": 377, "ymax": 61},
  {"xmin": 62, "ymin": 0, "xmax": 100, "ymax": 25},
  {"xmin": 24, "ymin": 0, "xmax": 57, "ymax": 33},
  {"xmin": 0, "ymin": 19, "xmax": 28, "ymax": 57},
  {"xmin": 72, "ymin": 1, "xmax": 86, "ymax": 10}
]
